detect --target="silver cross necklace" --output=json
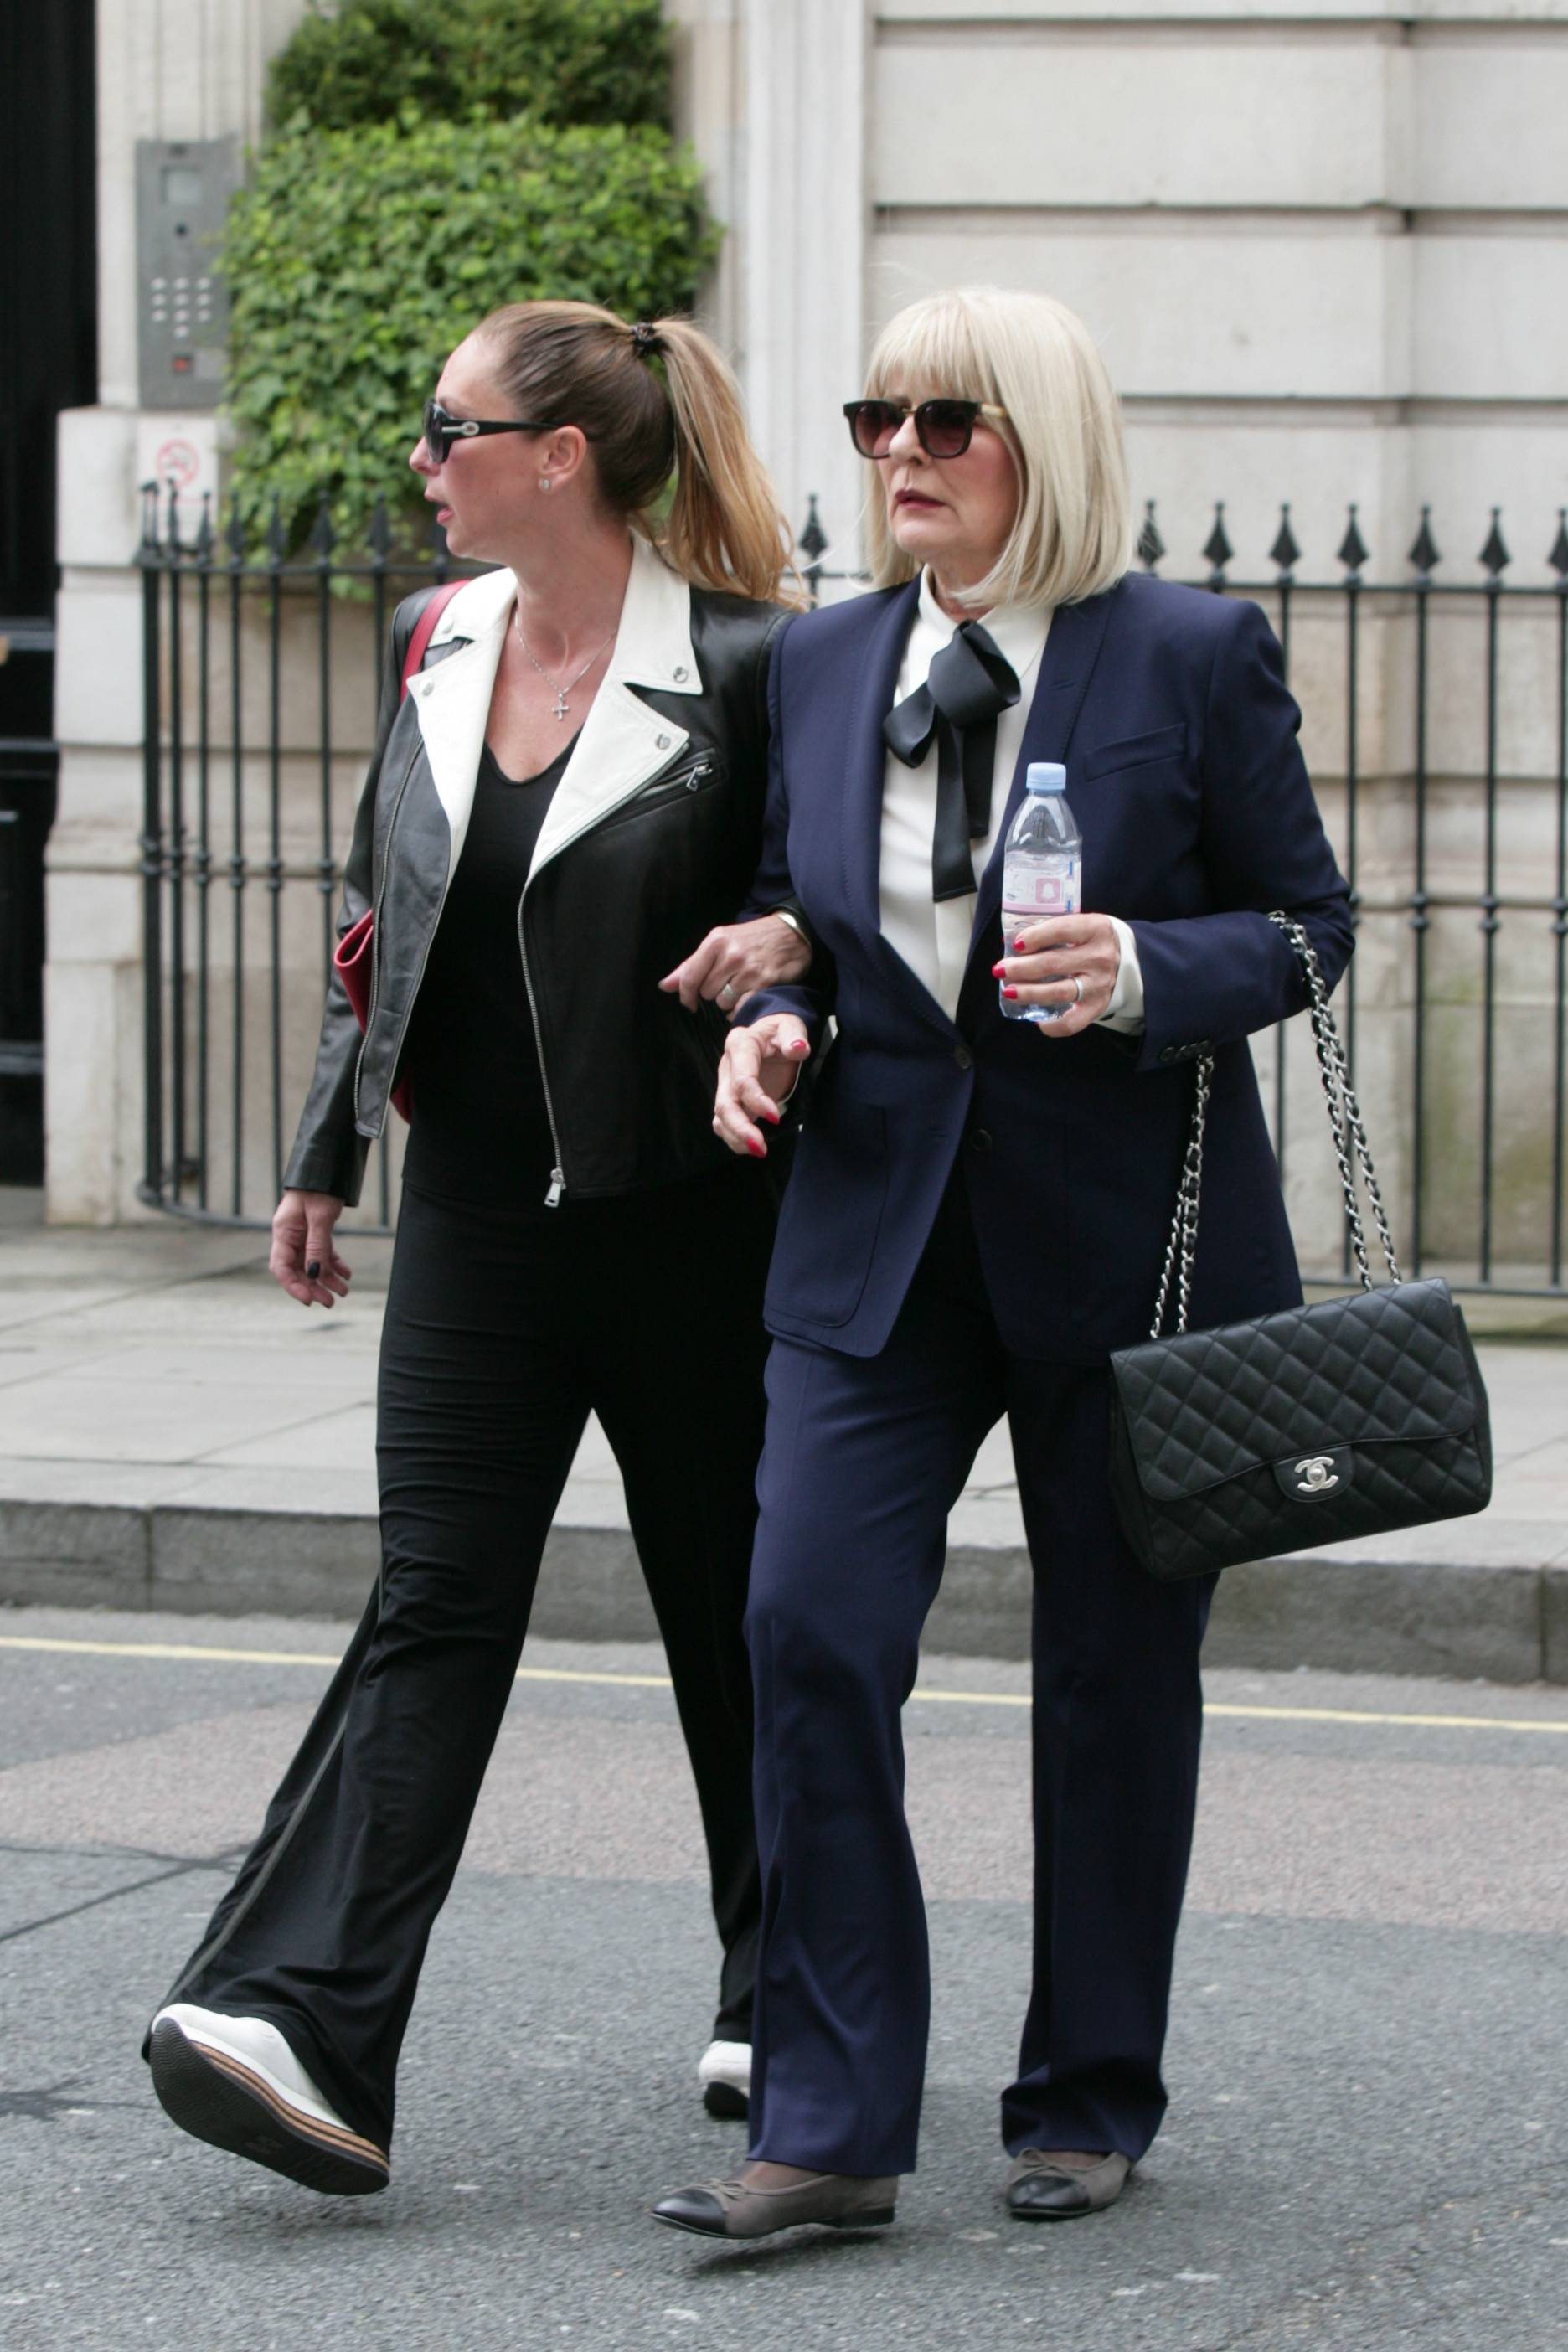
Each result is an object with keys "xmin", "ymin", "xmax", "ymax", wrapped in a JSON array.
[{"xmin": 513, "ymin": 610, "xmax": 617, "ymax": 720}]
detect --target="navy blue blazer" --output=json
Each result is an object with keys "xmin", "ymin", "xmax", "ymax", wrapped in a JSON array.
[{"xmin": 740, "ymin": 568, "xmax": 1354, "ymax": 1364}]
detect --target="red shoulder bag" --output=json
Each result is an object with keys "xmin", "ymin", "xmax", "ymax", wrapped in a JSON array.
[{"xmin": 332, "ymin": 582, "xmax": 463, "ymax": 1122}]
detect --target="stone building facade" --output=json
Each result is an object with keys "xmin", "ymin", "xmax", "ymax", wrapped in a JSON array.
[{"xmin": 49, "ymin": 0, "xmax": 1568, "ymax": 1270}]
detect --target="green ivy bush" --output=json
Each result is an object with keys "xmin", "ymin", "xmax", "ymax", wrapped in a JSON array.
[
  {"xmin": 265, "ymin": 0, "xmax": 672, "ymax": 137},
  {"xmin": 221, "ymin": 111, "xmax": 720, "ymax": 554}
]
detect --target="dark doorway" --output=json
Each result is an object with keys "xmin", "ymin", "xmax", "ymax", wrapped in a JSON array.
[{"xmin": 0, "ymin": 1, "xmax": 97, "ymax": 1183}]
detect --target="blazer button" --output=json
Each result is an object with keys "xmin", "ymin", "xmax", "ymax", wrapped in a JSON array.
[
  {"xmin": 673, "ymin": 664, "xmax": 689, "ymax": 683},
  {"xmin": 970, "ymin": 1126, "xmax": 993, "ymax": 1153},
  {"xmin": 953, "ymin": 1044, "xmax": 973, "ymax": 1071},
  {"xmin": 655, "ymin": 732, "xmax": 672, "ymax": 750}
]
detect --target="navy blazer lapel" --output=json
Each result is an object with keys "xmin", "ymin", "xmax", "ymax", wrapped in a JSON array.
[
  {"xmin": 972, "ymin": 586, "xmax": 1117, "ymax": 943},
  {"xmin": 840, "ymin": 579, "xmax": 921, "ymax": 946}
]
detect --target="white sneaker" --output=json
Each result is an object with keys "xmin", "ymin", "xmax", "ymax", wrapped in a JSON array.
[
  {"xmin": 699, "ymin": 2038, "xmax": 751, "ymax": 2120},
  {"xmin": 148, "ymin": 2003, "xmax": 389, "ymax": 2195}
]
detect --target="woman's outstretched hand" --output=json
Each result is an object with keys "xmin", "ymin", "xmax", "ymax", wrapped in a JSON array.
[
  {"xmin": 714, "ymin": 1016, "xmax": 812, "ymax": 1158},
  {"xmin": 660, "ymin": 910, "xmax": 811, "ymax": 1015},
  {"xmin": 270, "ymin": 1189, "xmax": 352, "ymax": 1308}
]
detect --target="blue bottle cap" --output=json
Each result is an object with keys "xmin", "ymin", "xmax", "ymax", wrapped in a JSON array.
[{"xmin": 1025, "ymin": 761, "xmax": 1067, "ymax": 794}]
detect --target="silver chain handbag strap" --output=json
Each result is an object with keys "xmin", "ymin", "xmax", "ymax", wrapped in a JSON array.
[{"xmin": 1149, "ymin": 912, "xmax": 1402, "ymax": 1338}]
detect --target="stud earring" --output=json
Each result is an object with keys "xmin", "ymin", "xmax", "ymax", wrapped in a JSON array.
[{"xmin": 539, "ymin": 476, "xmax": 553, "ymax": 492}]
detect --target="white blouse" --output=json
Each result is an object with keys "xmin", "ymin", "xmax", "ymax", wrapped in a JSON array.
[{"xmin": 877, "ymin": 570, "xmax": 1144, "ymax": 1031}]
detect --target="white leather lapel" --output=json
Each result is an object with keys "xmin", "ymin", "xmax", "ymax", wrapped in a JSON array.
[
  {"xmin": 528, "ymin": 679, "xmax": 689, "ymax": 880},
  {"xmin": 405, "ymin": 540, "xmax": 701, "ymax": 887},
  {"xmin": 527, "ymin": 536, "xmax": 699, "ymax": 880},
  {"xmin": 405, "ymin": 569, "xmax": 514, "ymax": 882}
]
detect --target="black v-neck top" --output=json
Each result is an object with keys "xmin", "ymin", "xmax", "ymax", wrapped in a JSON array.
[{"xmin": 400, "ymin": 735, "xmax": 579, "ymax": 1203}]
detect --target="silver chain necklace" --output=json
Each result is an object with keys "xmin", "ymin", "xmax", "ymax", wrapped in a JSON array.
[{"xmin": 512, "ymin": 610, "xmax": 616, "ymax": 720}]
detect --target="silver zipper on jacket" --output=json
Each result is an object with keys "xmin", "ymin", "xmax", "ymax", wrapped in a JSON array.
[
  {"xmin": 526, "ymin": 750, "xmax": 714, "ymax": 885},
  {"xmin": 516, "ymin": 893, "xmax": 569, "ymax": 1206},
  {"xmin": 517, "ymin": 747, "xmax": 715, "ymax": 1206}
]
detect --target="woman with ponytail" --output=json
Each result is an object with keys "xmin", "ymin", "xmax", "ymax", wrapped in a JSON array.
[{"xmin": 143, "ymin": 301, "xmax": 811, "ymax": 2198}]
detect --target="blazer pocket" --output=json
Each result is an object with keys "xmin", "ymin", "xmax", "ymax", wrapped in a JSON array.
[
  {"xmin": 766, "ymin": 1097, "xmax": 889, "ymax": 1329},
  {"xmin": 1081, "ymin": 722, "xmax": 1188, "ymax": 783}
]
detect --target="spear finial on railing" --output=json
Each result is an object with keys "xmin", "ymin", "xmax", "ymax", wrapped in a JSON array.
[
  {"xmin": 1202, "ymin": 501, "xmax": 1233, "ymax": 590},
  {"xmin": 1136, "ymin": 499, "xmax": 1163, "ymax": 572},
  {"xmin": 137, "ymin": 479, "xmax": 160, "ymax": 559},
  {"xmin": 1338, "ymin": 503, "xmax": 1369, "ymax": 581},
  {"xmin": 1408, "ymin": 504, "xmax": 1441, "ymax": 580},
  {"xmin": 369, "ymin": 494, "xmax": 392, "ymax": 568},
  {"xmin": 1269, "ymin": 503, "xmax": 1301, "ymax": 579},
  {"xmin": 195, "ymin": 493, "xmax": 214, "ymax": 564},
  {"xmin": 225, "ymin": 502, "xmax": 245, "ymax": 565},
  {"xmin": 1479, "ymin": 508, "xmax": 1510, "ymax": 580},
  {"xmin": 266, "ymin": 493, "xmax": 285, "ymax": 567},
  {"xmin": 1550, "ymin": 509, "xmax": 1568, "ymax": 583}
]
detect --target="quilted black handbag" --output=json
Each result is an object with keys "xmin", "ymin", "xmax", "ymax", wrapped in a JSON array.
[{"xmin": 1108, "ymin": 915, "xmax": 1493, "ymax": 1583}]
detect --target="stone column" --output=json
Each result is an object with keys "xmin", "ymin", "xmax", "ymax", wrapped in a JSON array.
[
  {"xmin": 48, "ymin": 0, "xmax": 307, "ymax": 1221},
  {"xmin": 737, "ymin": 0, "xmax": 871, "ymax": 574}
]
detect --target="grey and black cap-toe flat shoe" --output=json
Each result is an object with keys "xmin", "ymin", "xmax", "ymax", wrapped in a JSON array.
[
  {"xmin": 652, "ymin": 2170, "xmax": 898, "ymax": 2240},
  {"xmin": 1004, "ymin": 2148, "xmax": 1130, "ymax": 2220}
]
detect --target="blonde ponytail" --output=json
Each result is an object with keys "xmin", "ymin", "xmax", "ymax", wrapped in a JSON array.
[
  {"xmin": 480, "ymin": 298, "xmax": 804, "ymax": 609},
  {"xmin": 650, "ymin": 318, "xmax": 806, "ymax": 607}
]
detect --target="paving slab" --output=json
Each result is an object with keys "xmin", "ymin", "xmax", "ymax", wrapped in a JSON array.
[{"xmin": 3, "ymin": 1193, "xmax": 1568, "ymax": 1677}]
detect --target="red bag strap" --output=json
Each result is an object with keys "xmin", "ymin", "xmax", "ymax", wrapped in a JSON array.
[{"xmin": 399, "ymin": 580, "xmax": 466, "ymax": 701}]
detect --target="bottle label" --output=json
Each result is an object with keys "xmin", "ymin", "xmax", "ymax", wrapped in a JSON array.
[{"xmin": 1002, "ymin": 867, "xmax": 1079, "ymax": 918}]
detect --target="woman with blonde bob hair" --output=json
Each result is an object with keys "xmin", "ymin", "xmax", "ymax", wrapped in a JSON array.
[
  {"xmin": 144, "ymin": 298, "xmax": 817, "ymax": 2196},
  {"xmin": 654, "ymin": 286, "xmax": 1352, "ymax": 2241}
]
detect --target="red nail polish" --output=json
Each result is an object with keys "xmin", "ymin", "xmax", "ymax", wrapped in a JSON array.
[
  {"xmin": 1002, "ymin": 986, "xmax": 1019, "ymax": 1000},
  {"xmin": 1013, "ymin": 937, "xmax": 1029, "ymax": 952},
  {"xmin": 991, "ymin": 961, "xmax": 1006, "ymax": 977},
  {"xmin": 748, "ymin": 1137, "xmax": 766, "ymax": 1157}
]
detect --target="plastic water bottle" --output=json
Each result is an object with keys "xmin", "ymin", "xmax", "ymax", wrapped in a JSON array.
[{"xmin": 999, "ymin": 762, "xmax": 1080, "ymax": 1024}]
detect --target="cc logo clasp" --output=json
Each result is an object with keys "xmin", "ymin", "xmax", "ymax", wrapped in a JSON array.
[{"xmin": 1294, "ymin": 1454, "xmax": 1339, "ymax": 1493}]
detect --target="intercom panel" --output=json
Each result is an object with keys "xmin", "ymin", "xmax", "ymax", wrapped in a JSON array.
[{"xmin": 135, "ymin": 138, "xmax": 240, "ymax": 410}]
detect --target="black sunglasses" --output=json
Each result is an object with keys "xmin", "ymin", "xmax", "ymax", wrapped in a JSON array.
[
  {"xmin": 420, "ymin": 397, "xmax": 570, "ymax": 466},
  {"xmin": 843, "ymin": 397, "xmax": 1009, "ymax": 462}
]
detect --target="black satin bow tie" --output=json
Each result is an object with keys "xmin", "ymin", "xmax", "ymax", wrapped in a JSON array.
[{"xmin": 883, "ymin": 622, "xmax": 1021, "ymax": 902}]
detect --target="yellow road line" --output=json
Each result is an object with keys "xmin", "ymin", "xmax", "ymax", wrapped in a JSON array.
[
  {"xmin": 3, "ymin": 1631, "xmax": 1567, "ymax": 1736},
  {"xmin": 0, "ymin": 1634, "xmax": 673, "ymax": 1689}
]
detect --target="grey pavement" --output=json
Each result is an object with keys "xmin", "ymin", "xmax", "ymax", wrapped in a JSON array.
[
  {"xmin": 1, "ymin": 1604, "xmax": 1566, "ymax": 2349},
  {"xmin": 3, "ymin": 1189, "xmax": 1568, "ymax": 1679}
]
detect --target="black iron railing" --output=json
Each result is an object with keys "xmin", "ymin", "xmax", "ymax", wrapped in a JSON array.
[{"xmin": 137, "ymin": 487, "xmax": 1568, "ymax": 1294}]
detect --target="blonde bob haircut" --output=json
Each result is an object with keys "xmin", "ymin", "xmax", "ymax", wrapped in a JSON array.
[{"xmin": 861, "ymin": 286, "xmax": 1132, "ymax": 611}]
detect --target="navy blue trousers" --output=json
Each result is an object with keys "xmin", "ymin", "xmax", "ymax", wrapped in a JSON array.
[{"xmin": 745, "ymin": 1179, "xmax": 1215, "ymax": 2176}]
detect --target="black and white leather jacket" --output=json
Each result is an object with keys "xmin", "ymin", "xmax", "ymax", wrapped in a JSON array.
[{"xmin": 283, "ymin": 535, "xmax": 792, "ymax": 1206}]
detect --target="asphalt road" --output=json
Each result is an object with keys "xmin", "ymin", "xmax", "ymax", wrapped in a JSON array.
[{"xmin": 2, "ymin": 1603, "xmax": 1565, "ymax": 2352}]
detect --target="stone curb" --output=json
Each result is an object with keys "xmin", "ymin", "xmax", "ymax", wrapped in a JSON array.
[{"xmin": 2, "ymin": 1497, "xmax": 1563, "ymax": 1683}]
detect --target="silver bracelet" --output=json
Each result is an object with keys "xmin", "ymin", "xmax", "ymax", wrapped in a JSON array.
[{"xmin": 767, "ymin": 907, "xmax": 807, "ymax": 941}]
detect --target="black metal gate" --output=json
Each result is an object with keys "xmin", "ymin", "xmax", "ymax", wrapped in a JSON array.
[{"xmin": 137, "ymin": 489, "xmax": 1568, "ymax": 1297}]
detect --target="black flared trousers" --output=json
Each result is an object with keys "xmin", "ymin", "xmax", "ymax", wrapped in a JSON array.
[{"xmin": 154, "ymin": 1168, "xmax": 772, "ymax": 2152}]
